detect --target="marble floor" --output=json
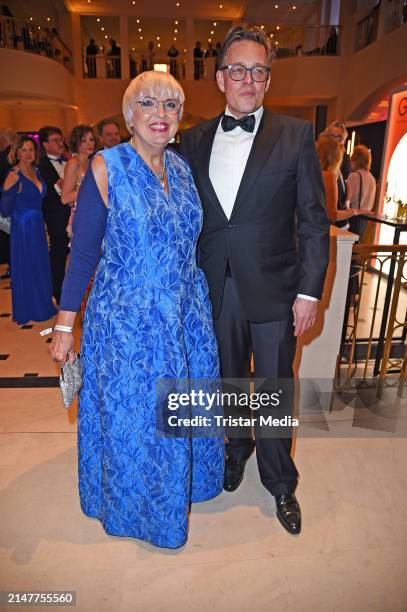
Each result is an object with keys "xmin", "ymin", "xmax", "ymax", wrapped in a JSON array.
[{"xmin": 0, "ymin": 264, "xmax": 406, "ymax": 612}]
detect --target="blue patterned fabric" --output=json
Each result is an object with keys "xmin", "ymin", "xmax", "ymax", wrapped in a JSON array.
[{"xmin": 78, "ymin": 143, "xmax": 224, "ymax": 548}]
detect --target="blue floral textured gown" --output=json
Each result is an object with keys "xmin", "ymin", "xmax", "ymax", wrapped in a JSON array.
[{"xmin": 78, "ymin": 144, "xmax": 224, "ymax": 548}]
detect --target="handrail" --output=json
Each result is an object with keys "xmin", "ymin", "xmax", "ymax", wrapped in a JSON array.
[
  {"xmin": 338, "ymin": 242, "xmax": 406, "ymax": 396},
  {"xmin": 0, "ymin": 15, "xmax": 73, "ymax": 72}
]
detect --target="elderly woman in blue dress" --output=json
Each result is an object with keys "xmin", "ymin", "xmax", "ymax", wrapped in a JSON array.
[{"xmin": 50, "ymin": 71, "xmax": 224, "ymax": 549}]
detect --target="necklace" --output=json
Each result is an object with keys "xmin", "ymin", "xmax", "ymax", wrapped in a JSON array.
[{"xmin": 131, "ymin": 138, "xmax": 167, "ymax": 187}]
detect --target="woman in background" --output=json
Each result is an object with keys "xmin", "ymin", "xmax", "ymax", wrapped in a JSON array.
[
  {"xmin": 346, "ymin": 145, "xmax": 377, "ymax": 240},
  {"xmin": 0, "ymin": 136, "xmax": 56, "ymax": 324},
  {"xmin": 61, "ymin": 124, "xmax": 95, "ymax": 238},
  {"xmin": 316, "ymin": 134, "xmax": 370, "ymax": 230}
]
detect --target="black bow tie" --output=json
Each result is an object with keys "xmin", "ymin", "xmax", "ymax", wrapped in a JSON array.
[
  {"xmin": 221, "ymin": 114, "xmax": 255, "ymax": 133},
  {"xmin": 50, "ymin": 157, "xmax": 65, "ymax": 164}
]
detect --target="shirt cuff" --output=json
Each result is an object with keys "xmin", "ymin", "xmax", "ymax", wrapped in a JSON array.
[
  {"xmin": 54, "ymin": 183, "xmax": 62, "ymax": 196},
  {"xmin": 297, "ymin": 294, "xmax": 318, "ymax": 302}
]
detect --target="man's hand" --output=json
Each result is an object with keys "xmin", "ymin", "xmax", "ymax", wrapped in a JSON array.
[{"xmin": 292, "ymin": 297, "xmax": 318, "ymax": 337}]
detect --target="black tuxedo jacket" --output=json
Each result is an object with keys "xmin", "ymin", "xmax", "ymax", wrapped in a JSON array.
[
  {"xmin": 38, "ymin": 156, "xmax": 70, "ymax": 236},
  {"xmin": 179, "ymin": 110, "xmax": 330, "ymax": 322}
]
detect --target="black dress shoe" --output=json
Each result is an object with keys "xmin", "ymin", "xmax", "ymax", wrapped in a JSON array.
[
  {"xmin": 224, "ymin": 453, "xmax": 252, "ymax": 492},
  {"xmin": 275, "ymin": 494, "xmax": 301, "ymax": 534}
]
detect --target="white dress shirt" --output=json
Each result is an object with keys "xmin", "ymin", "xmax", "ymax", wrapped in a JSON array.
[
  {"xmin": 208, "ymin": 105, "xmax": 317, "ymax": 302},
  {"xmin": 209, "ymin": 105, "xmax": 263, "ymax": 221},
  {"xmin": 47, "ymin": 154, "xmax": 66, "ymax": 195}
]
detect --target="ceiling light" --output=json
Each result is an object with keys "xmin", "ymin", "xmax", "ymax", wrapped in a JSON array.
[
  {"xmin": 208, "ymin": 38, "xmax": 212, "ymax": 42},
  {"xmin": 292, "ymin": 5, "xmax": 296, "ymax": 9},
  {"xmin": 275, "ymin": 3, "xmax": 279, "ymax": 7},
  {"xmin": 29, "ymin": 17, "xmax": 33, "ymax": 20},
  {"xmin": 140, "ymin": 36, "xmax": 143, "ymax": 39},
  {"xmin": 96, "ymin": 18, "xmax": 100, "ymax": 22},
  {"xmin": 157, "ymin": 43, "xmax": 161, "ymax": 47},
  {"xmin": 176, "ymin": 2, "xmax": 180, "ymax": 5},
  {"xmin": 136, "ymin": 19, "xmax": 140, "ymax": 23},
  {"xmin": 211, "ymin": 30, "xmax": 214, "ymax": 34},
  {"xmin": 156, "ymin": 36, "xmax": 160, "ymax": 40},
  {"xmin": 132, "ymin": 0, "xmax": 136, "ymax": 4},
  {"xmin": 174, "ymin": 37, "xmax": 177, "ymax": 41},
  {"xmin": 37, "ymin": 26, "xmax": 41, "ymax": 29},
  {"xmin": 105, "ymin": 35, "xmax": 108, "ymax": 39},
  {"xmin": 132, "ymin": 47, "xmax": 135, "ymax": 51},
  {"xmin": 276, "ymin": 25, "xmax": 280, "ymax": 30},
  {"xmin": 219, "ymin": 4, "xmax": 223, "ymax": 7},
  {"xmin": 101, "ymin": 27, "xmax": 104, "ymax": 31},
  {"xmin": 175, "ymin": 20, "xmax": 178, "ymax": 24},
  {"xmin": 213, "ymin": 22, "xmax": 217, "ymax": 26},
  {"xmin": 46, "ymin": 17, "xmax": 50, "ymax": 21},
  {"xmin": 138, "ymin": 28, "xmax": 142, "ymax": 32},
  {"xmin": 261, "ymin": 25, "xmax": 264, "ymax": 29},
  {"xmin": 174, "ymin": 29, "xmax": 178, "ymax": 33}
]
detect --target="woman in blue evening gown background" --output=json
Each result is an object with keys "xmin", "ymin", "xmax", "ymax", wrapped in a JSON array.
[
  {"xmin": 50, "ymin": 71, "xmax": 224, "ymax": 549},
  {"xmin": 1, "ymin": 136, "xmax": 56, "ymax": 325}
]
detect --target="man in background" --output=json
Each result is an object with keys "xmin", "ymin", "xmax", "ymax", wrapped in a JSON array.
[
  {"xmin": 38, "ymin": 126, "xmax": 69, "ymax": 305},
  {"xmin": 96, "ymin": 119, "xmax": 121, "ymax": 150}
]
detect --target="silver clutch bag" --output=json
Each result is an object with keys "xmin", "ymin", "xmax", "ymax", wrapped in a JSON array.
[{"xmin": 60, "ymin": 353, "xmax": 83, "ymax": 408}]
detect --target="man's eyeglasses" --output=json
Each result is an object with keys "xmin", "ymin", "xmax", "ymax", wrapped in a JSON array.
[
  {"xmin": 220, "ymin": 64, "xmax": 270, "ymax": 82},
  {"xmin": 136, "ymin": 97, "xmax": 182, "ymax": 115},
  {"xmin": 48, "ymin": 137, "xmax": 64, "ymax": 143}
]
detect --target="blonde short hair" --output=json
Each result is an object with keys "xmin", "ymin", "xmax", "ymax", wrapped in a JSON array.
[
  {"xmin": 316, "ymin": 133, "xmax": 343, "ymax": 174},
  {"xmin": 122, "ymin": 70, "xmax": 185, "ymax": 135},
  {"xmin": 351, "ymin": 144, "xmax": 371, "ymax": 171}
]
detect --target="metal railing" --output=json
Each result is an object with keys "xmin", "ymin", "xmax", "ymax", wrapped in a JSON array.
[
  {"xmin": 386, "ymin": 0, "xmax": 407, "ymax": 33},
  {"xmin": 355, "ymin": 5, "xmax": 381, "ymax": 51},
  {"xmin": 0, "ymin": 15, "xmax": 73, "ymax": 72},
  {"xmin": 355, "ymin": 0, "xmax": 407, "ymax": 51},
  {"xmin": 84, "ymin": 54, "xmax": 121, "ymax": 78},
  {"xmin": 267, "ymin": 24, "xmax": 342, "ymax": 59},
  {"xmin": 338, "ymin": 244, "xmax": 406, "ymax": 397}
]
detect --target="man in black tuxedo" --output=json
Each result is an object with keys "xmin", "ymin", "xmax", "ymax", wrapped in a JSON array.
[
  {"xmin": 38, "ymin": 126, "xmax": 70, "ymax": 304},
  {"xmin": 179, "ymin": 25, "xmax": 329, "ymax": 535}
]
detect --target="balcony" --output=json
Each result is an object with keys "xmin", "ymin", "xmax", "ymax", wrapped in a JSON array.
[
  {"xmin": 0, "ymin": 15, "xmax": 73, "ymax": 73},
  {"xmin": 82, "ymin": 25, "xmax": 342, "ymax": 81}
]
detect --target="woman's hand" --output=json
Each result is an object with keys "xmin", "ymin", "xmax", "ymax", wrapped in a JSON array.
[{"xmin": 50, "ymin": 331, "xmax": 75, "ymax": 365}]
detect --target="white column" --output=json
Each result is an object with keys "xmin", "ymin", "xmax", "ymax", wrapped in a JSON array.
[
  {"xmin": 120, "ymin": 15, "xmax": 130, "ymax": 80},
  {"xmin": 295, "ymin": 227, "xmax": 358, "ymax": 410},
  {"xmin": 185, "ymin": 17, "xmax": 194, "ymax": 81}
]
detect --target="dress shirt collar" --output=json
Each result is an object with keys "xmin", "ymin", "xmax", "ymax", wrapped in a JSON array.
[
  {"xmin": 47, "ymin": 154, "xmax": 65, "ymax": 163},
  {"xmin": 221, "ymin": 104, "xmax": 264, "ymax": 134}
]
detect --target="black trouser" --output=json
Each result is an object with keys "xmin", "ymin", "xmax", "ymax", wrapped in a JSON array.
[
  {"xmin": 213, "ymin": 275, "xmax": 298, "ymax": 496},
  {"xmin": 49, "ymin": 233, "xmax": 70, "ymax": 304}
]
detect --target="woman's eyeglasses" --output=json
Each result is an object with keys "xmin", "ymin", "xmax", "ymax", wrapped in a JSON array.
[{"xmin": 136, "ymin": 97, "xmax": 182, "ymax": 115}]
